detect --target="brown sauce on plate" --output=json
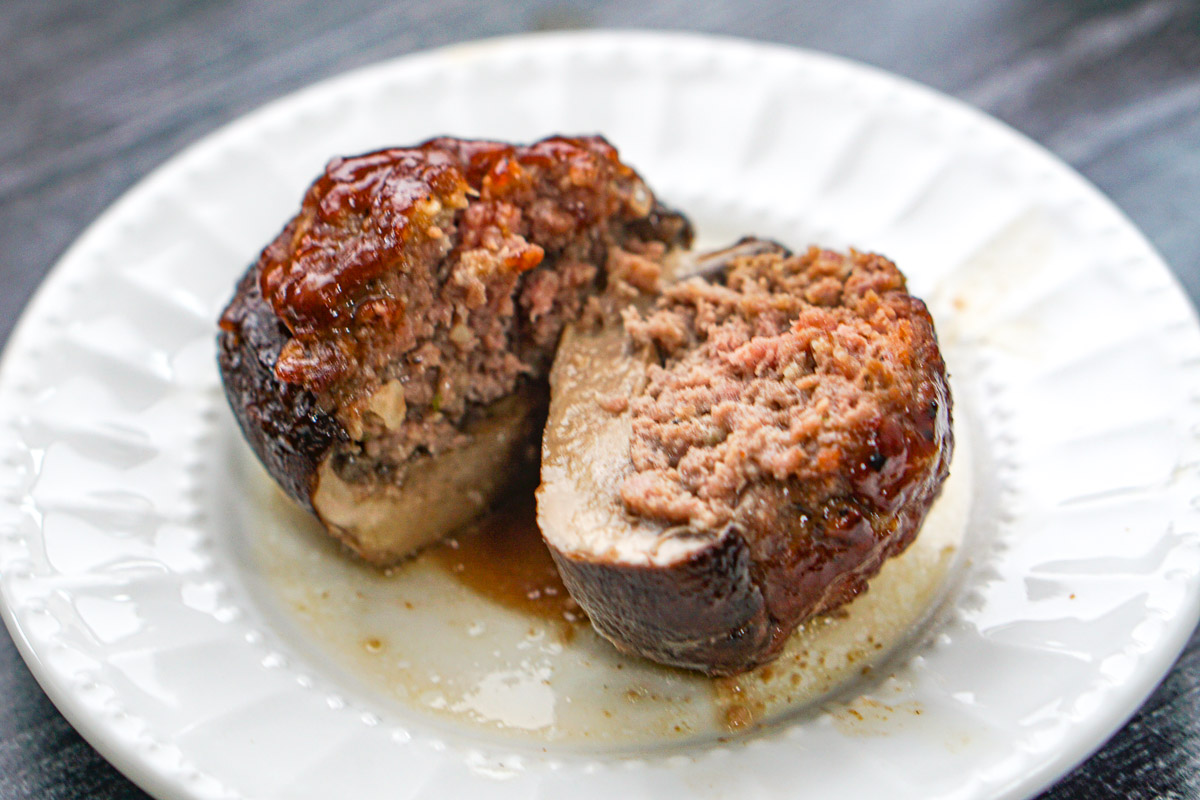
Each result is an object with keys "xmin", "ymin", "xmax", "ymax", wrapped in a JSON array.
[{"xmin": 427, "ymin": 486, "xmax": 585, "ymax": 632}]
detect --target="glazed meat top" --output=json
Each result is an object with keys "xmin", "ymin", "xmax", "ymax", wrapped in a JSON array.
[
  {"xmin": 221, "ymin": 135, "xmax": 686, "ymax": 448},
  {"xmin": 621, "ymin": 248, "xmax": 951, "ymax": 533}
]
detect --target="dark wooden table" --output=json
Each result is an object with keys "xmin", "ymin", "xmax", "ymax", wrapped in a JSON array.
[{"xmin": 2, "ymin": 1, "xmax": 1198, "ymax": 798}]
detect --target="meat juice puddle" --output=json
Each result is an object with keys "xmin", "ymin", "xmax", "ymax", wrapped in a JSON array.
[{"xmin": 243, "ymin": 417, "xmax": 972, "ymax": 747}]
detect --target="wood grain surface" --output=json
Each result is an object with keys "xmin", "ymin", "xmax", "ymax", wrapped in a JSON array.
[{"xmin": 2, "ymin": 1, "xmax": 1198, "ymax": 798}]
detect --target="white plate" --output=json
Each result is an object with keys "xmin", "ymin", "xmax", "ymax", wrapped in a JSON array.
[{"xmin": 2, "ymin": 30, "xmax": 1199, "ymax": 800}]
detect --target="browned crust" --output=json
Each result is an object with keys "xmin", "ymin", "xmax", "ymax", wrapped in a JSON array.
[
  {"xmin": 217, "ymin": 241, "xmax": 345, "ymax": 511},
  {"xmin": 548, "ymin": 526, "xmax": 773, "ymax": 674},
  {"xmin": 546, "ymin": 464, "xmax": 946, "ymax": 677}
]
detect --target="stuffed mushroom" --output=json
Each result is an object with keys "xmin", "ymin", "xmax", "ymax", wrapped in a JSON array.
[
  {"xmin": 218, "ymin": 136, "xmax": 690, "ymax": 565},
  {"xmin": 537, "ymin": 245, "xmax": 953, "ymax": 675}
]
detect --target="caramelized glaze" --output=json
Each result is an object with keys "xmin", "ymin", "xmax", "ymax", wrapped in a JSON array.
[{"xmin": 256, "ymin": 136, "xmax": 634, "ymax": 339}]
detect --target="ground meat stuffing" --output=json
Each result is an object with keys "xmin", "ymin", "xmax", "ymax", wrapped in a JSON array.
[
  {"xmin": 222, "ymin": 135, "xmax": 691, "ymax": 486},
  {"xmin": 621, "ymin": 247, "xmax": 943, "ymax": 532}
]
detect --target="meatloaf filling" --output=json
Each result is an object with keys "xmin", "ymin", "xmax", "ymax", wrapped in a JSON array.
[
  {"xmin": 221, "ymin": 136, "xmax": 690, "ymax": 494},
  {"xmin": 618, "ymin": 247, "xmax": 952, "ymax": 648}
]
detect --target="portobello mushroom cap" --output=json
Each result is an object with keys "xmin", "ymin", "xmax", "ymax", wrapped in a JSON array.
[
  {"xmin": 537, "ymin": 245, "xmax": 953, "ymax": 675},
  {"xmin": 218, "ymin": 135, "xmax": 690, "ymax": 565}
]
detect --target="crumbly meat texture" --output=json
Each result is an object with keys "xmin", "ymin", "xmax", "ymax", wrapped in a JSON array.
[
  {"xmin": 219, "ymin": 135, "xmax": 690, "ymax": 495},
  {"xmin": 618, "ymin": 247, "xmax": 953, "ymax": 655},
  {"xmin": 622, "ymin": 247, "xmax": 945, "ymax": 528}
]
